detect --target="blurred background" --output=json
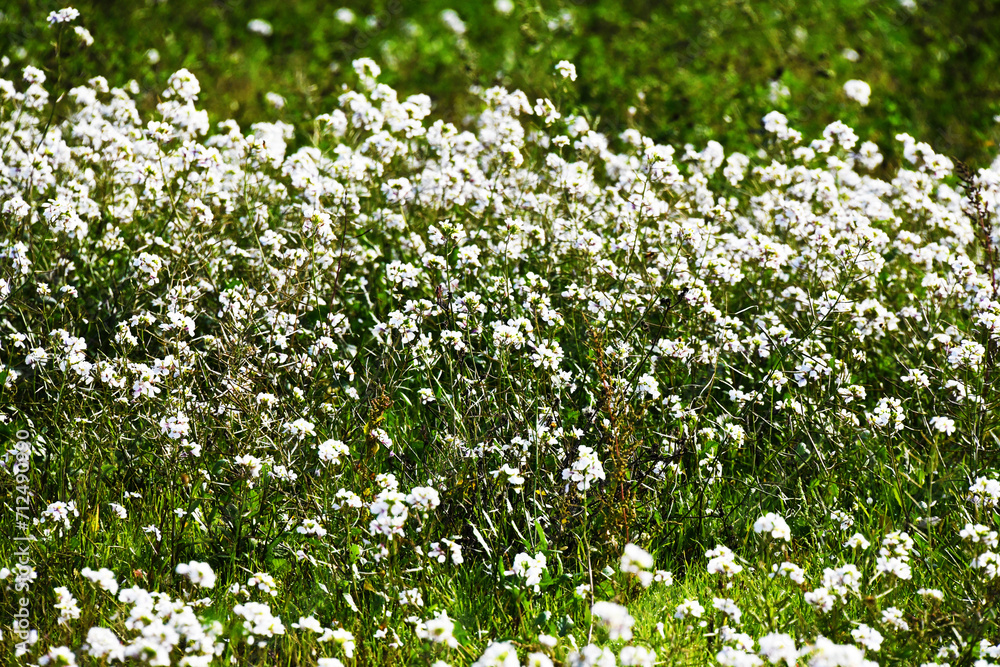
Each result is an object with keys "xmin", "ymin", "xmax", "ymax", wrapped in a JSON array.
[{"xmin": 2, "ymin": 0, "xmax": 999, "ymax": 167}]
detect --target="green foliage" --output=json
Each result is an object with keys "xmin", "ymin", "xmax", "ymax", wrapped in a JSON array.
[{"xmin": 3, "ymin": 0, "xmax": 1000, "ymax": 165}]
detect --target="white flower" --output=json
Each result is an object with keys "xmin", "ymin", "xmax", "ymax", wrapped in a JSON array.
[
  {"xmin": 416, "ymin": 610, "xmax": 459, "ymax": 648},
  {"xmin": 406, "ymin": 486, "xmax": 442, "ymax": 511},
  {"xmin": 636, "ymin": 373, "xmax": 661, "ymax": 400},
  {"xmin": 674, "ymin": 598, "xmax": 705, "ymax": 619},
  {"xmin": 591, "ymin": 601, "xmax": 634, "ymax": 641},
  {"xmin": 620, "ymin": 543, "xmax": 655, "ymax": 587},
  {"xmin": 843, "ymin": 79, "xmax": 872, "ymax": 106},
  {"xmin": 292, "ymin": 616, "xmax": 323, "ymax": 632},
  {"xmin": 47, "ymin": 8, "xmax": 81, "ymax": 24},
  {"xmin": 506, "ymin": 552, "xmax": 547, "ymax": 593},
  {"xmin": 771, "ymin": 561, "xmax": 806, "ymax": 585},
  {"xmin": 41, "ymin": 501, "xmax": 79, "ymax": 529},
  {"xmin": 972, "ymin": 551, "xmax": 1000, "ymax": 579},
  {"xmin": 248, "ymin": 572, "xmax": 279, "ymax": 596},
  {"xmin": 653, "ymin": 569, "xmax": 674, "ymax": 585},
  {"xmin": 753, "ymin": 512, "xmax": 791, "ymax": 541},
  {"xmin": 717, "ymin": 647, "xmax": 762, "ymax": 667},
  {"xmin": 54, "ymin": 586, "xmax": 81, "ymax": 625},
  {"xmin": 266, "ymin": 92, "xmax": 286, "ymax": 110},
  {"xmin": 929, "ymin": 415, "xmax": 956, "ymax": 436},
  {"xmin": 333, "ymin": 489, "xmax": 363, "ymax": 510},
  {"xmin": 851, "ymin": 623, "xmax": 883, "ymax": 652},
  {"xmin": 297, "ymin": 518, "xmax": 327, "ymax": 537},
  {"xmin": 713, "ymin": 597, "xmax": 743, "ymax": 625},
  {"xmin": 175, "ymin": 561, "xmax": 216, "ymax": 588},
  {"xmin": 757, "ymin": 632, "xmax": 797, "ymax": 666},
  {"xmin": 555, "ymin": 60, "xmax": 577, "ymax": 81},
  {"xmin": 801, "ymin": 636, "xmax": 869, "ymax": 665},
  {"xmin": 165, "ymin": 68, "xmax": 200, "ymax": 102},
  {"xmin": 620, "ymin": 645, "xmax": 656, "ymax": 666},
  {"xmin": 527, "ymin": 653, "xmax": 554, "ymax": 667},
  {"xmin": 84, "ymin": 627, "xmax": 124, "ymax": 662},
  {"xmin": 918, "ymin": 588, "xmax": 944, "ymax": 601},
  {"xmin": 81, "ymin": 567, "xmax": 119, "ymax": 595},
  {"xmin": 969, "ymin": 475, "xmax": 1000, "ymax": 508},
  {"xmin": 159, "ymin": 411, "xmax": 190, "ymax": 439},
  {"xmin": 132, "ymin": 252, "xmax": 164, "ymax": 285},
  {"xmin": 370, "ymin": 427, "xmax": 392, "ymax": 451},
  {"xmin": 844, "ymin": 533, "xmax": 871, "ymax": 550},
  {"xmin": 876, "ymin": 555, "xmax": 912, "ymax": 580},
  {"xmin": 562, "ymin": 445, "xmax": 606, "ymax": 492},
  {"xmin": 317, "ymin": 439, "xmax": 349, "ymax": 464},
  {"xmin": 566, "ymin": 644, "xmax": 616, "ymax": 667},
  {"xmin": 39, "ymin": 646, "xmax": 78, "ymax": 666},
  {"xmin": 73, "ymin": 26, "xmax": 93, "ymax": 46},
  {"xmin": 234, "ymin": 601, "xmax": 286, "ymax": 637},
  {"xmin": 440, "ymin": 9, "xmax": 467, "ymax": 35},
  {"xmin": 490, "ymin": 464, "xmax": 526, "ymax": 491},
  {"xmin": 881, "ymin": 606, "xmax": 909, "ymax": 631},
  {"xmin": 283, "ymin": 418, "xmax": 316, "ymax": 440},
  {"xmin": 472, "ymin": 641, "xmax": 520, "ymax": 667},
  {"xmin": 247, "ymin": 19, "xmax": 273, "ymax": 36},
  {"xmin": 804, "ymin": 587, "xmax": 836, "ymax": 613},
  {"xmin": 706, "ymin": 545, "xmax": 743, "ymax": 577},
  {"xmin": 960, "ymin": 523, "xmax": 999, "ymax": 548}
]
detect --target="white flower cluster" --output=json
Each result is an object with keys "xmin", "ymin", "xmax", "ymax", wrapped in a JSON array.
[
  {"xmin": 5, "ymin": 8, "xmax": 1000, "ymax": 664},
  {"xmin": 562, "ymin": 445, "xmax": 606, "ymax": 492},
  {"xmin": 753, "ymin": 512, "xmax": 791, "ymax": 541},
  {"xmin": 506, "ymin": 552, "xmax": 548, "ymax": 593}
]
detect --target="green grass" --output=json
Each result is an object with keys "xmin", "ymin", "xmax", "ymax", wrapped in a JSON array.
[{"xmin": 2, "ymin": 0, "xmax": 999, "ymax": 165}]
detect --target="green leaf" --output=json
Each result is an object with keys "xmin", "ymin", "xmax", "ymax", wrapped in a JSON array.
[{"xmin": 534, "ymin": 518, "xmax": 548, "ymax": 551}]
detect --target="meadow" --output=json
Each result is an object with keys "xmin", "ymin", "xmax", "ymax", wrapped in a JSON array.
[{"xmin": 1, "ymin": 3, "xmax": 999, "ymax": 666}]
